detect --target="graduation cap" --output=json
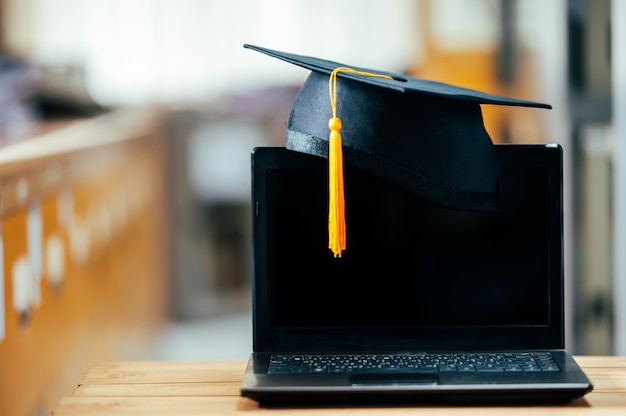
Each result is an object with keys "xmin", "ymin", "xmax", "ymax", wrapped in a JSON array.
[{"xmin": 244, "ymin": 44, "xmax": 551, "ymax": 258}]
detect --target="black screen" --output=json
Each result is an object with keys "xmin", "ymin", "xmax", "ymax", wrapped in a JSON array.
[
  {"xmin": 257, "ymin": 146, "xmax": 560, "ymax": 335},
  {"xmin": 253, "ymin": 145, "xmax": 563, "ymax": 351}
]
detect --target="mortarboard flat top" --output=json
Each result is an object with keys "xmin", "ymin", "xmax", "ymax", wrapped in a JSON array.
[{"xmin": 244, "ymin": 44, "xmax": 551, "ymax": 109}]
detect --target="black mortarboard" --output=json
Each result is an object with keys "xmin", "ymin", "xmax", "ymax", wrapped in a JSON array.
[{"xmin": 244, "ymin": 44, "xmax": 551, "ymax": 257}]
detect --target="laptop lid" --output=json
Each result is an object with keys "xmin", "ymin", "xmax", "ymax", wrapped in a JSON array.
[{"xmin": 251, "ymin": 144, "xmax": 564, "ymax": 354}]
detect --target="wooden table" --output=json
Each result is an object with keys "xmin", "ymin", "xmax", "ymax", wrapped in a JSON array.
[{"xmin": 52, "ymin": 357, "xmax": 626, "ymax": 415}]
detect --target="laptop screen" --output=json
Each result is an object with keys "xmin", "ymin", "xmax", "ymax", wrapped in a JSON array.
[{"xmin": 252, "ymin": 145, "xmax": 563, "ymax": 352}]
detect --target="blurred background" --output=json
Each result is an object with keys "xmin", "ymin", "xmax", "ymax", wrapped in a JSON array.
[{"xmin": 0, "ymin": 0, "xmax": 624, "ymax": 414}]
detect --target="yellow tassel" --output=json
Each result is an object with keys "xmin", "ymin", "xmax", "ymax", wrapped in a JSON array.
[
  {"xmin": 328, "ymin": 116, "xmax": 345, "ymax": 257},
  {"xmin": 327, "ymin": 67, "xmax": 393, "ymax": 258}
]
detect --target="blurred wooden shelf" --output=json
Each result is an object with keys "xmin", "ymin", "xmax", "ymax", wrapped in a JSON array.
[{"xmin": 0, "ymin": 107, "xmax": 172, "ymax": 416}]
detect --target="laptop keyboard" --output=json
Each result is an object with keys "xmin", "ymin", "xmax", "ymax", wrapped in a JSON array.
[{"xmin": 268, "ymin": 352, "xmax": 560, "ymax": 374}]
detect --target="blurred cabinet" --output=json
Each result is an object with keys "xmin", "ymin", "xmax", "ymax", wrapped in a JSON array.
[
  {"xmin": 567, "ymin": 0, "xmax": 613, "ymax": 355},
  {"xmin": 166, "ymin": 88, "xmax": 296, "ymax": 320},
  {"xmin": 166, "ymin": 110, "xmax": 259, "ymax": 320},
  {"xmin": 0, "ymin": 107, "xmax": 170, "ymax": 416}
]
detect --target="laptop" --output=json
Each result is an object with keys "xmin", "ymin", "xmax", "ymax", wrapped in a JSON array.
[{"xmin": 241, "ymin": 144, "xmax": 593, "ymax": 405}]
